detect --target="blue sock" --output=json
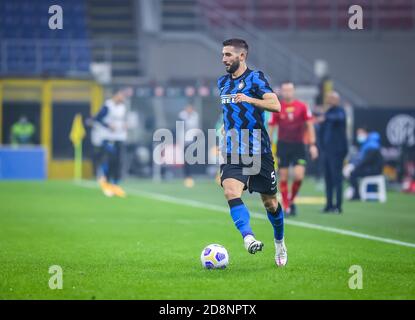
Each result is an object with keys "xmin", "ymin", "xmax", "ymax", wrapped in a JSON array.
[
  {"xmin": 228, "ymin": 198, "xmax": 254, "ymax": 239},
  {"xmin": 267, "ymin": 203, "xmax": 284, "ymax": 241}
]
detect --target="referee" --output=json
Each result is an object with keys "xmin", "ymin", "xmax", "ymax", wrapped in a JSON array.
[{"xmin": 268, "ymin": 82, "xmax": 318, "ymax": 216}]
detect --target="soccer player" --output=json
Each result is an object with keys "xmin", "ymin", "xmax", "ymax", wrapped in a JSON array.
[
  {"xmin": 89, "ymin": 115, "xmax": 109, "ymax": 181},
  {"xmin": 268, "ymin": 82, "xmax": 318, "ymax": 216},
  {"xmin": 218, "ymin": 38, "xmax": 287, "ymax": 267},
  {"xmin": 94, "ymin": 87, "xmax": 132, "ymax": 198}
]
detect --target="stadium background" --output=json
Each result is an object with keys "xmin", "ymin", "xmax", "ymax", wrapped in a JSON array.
[
  {"xmin": 1, "ymin": 0, "xmax": 414, "ymax": 181},
  {"xmin": 0, "ymin": 0, "xmax": 414, "ymax": 300}
]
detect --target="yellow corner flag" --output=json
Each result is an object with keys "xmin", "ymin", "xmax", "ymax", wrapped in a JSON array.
[{"xmin": 70, "ymin": 113, "xmax": 86, "ymax": 180}]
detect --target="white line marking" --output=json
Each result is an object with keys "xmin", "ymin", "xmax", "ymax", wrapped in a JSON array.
[{"xmin": 78, "ymin": 181, "xmax": 415, "ymax": 249}]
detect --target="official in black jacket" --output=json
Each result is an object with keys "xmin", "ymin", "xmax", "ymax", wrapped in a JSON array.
[{"xmin": 318, "ymin": 92, "xmax": 348, "ymax": 213}]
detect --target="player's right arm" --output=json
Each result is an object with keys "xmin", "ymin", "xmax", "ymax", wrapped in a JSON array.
[
  {"xmin": 235, "ymin": 92, "xmax": 281, "ymax": 112},
  {"xmin": 301, "ymin": 102, "xmax": 318, "ymax": 160},
  {"xmin": 234, "ymin": 71, "xmax": 281, "ymax": 112},
  {"xmin": 306, "ymin": 120, "xmax": 318, "ymax": 160},
  {"xmin": 267, "ymin": 112, "xmax": 278, "ymax": 144}
]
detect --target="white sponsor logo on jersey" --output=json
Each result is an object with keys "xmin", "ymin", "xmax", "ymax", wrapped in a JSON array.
[{"xmin": 221, "ymin": 94, "xmax": 237, "ymax": 104}]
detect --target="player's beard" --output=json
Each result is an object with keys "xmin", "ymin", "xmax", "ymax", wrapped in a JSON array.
[{"xmin": 226, "ymin": 59, "xmax": 240, "ymax": 74}]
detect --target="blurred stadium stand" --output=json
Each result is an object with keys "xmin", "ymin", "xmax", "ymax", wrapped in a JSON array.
[
  {"xmin": 0, "ymin": 0, "xmax": 142, "ymax": 82},
  {"xmin": 197, "ymin": 0, "xmax": 415, "ymax": 31},
  {"xmin": 87, "ymin": 0, "xmax": 142, "ymax": 81},
  {"xmin": 0, "ymin": 0, "xmax": 414, "ymax": 181},
  {"xmin": 0, "ymin": 0, "xmax": 90, "ymax": 76},
  {"xmin": 147, "ymin": 0, "xmax": 415, "ymax": 107},
  {"xmin": 1, "ymin": 0, "xmax": 414, "ymax": 105}
]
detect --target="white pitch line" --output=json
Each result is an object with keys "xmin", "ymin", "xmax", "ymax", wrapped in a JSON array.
[{"xmin": 78, "ymin": 181, "xmax": 415, "ymax": 249}]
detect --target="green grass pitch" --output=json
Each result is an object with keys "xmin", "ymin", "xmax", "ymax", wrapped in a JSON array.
[{"xmin": 0, "ymin": 179, "xmax": 414, "ymax": 300}]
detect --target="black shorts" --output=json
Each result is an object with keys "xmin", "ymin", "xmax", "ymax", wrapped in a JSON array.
[
  {"xmin": 220, "ymin": 153, "xmax": 278, "ymax": 195},
  {"xmin": 277, "ymin": 141, "xmax": 307, "ymax": 168}
]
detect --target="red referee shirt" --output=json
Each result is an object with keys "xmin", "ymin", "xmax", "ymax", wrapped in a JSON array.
[{"xmin": 269, "ymin": 100, "xmax": 312, "ymax": 143}]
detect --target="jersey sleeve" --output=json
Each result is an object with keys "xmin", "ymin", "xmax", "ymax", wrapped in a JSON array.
[
  {"xmin": 94, "ymin": 105, "xmax": 109, "ymax": 128},
  {"xmin": 252, "ymin": 71, "xmax": 274, "ymax": 97}
]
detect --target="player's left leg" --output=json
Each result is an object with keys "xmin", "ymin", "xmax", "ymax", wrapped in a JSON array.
[
  {"xmin": 95, "ymin": 145, "xmax": 108, "ymax": 185},
  {"xmin": 100, "ymin": 141, "xmax": 115, "ymax": 197},
  {"xmin": 261, "ymin": 194, "xmax": 287, "ymax": 267},
  {"xmin": 278, "ymin": 167, "xmax": 290, "ymax": 213},
  {"xmin": 290, "ymin": 164, "xmax": 306, "ymax": 215},
  {"xmin": 109, "ymin": 141, "xmax": 126, "ymax": 198},
  {"xmin": 276, "ymin": 141, "xmax": 291, "ymax": 213},
  {"xmin": 222, "ymin": 177, "xmax": 263, "ymax": 254},
  {"xmin": 288, "ymin": 143, "xmax": 308, "ymax": 215}
]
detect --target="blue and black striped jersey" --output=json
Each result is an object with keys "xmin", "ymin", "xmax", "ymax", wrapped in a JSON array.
[{"xmin": 218, "ymin": 68, "xmax": 274, "ymax": 155}]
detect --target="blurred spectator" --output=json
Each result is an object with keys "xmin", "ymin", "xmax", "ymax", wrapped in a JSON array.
[
  {"xmin": 178, "ymin": 104, "xmax": 200, "ymax": 188},
  {"xmin": 94, "ymin": 87, "xmax": 133, "ymax": 198},
  {"xmin": 10, "ymin": 115, "xmax": 35, "ymax": 146},
  {"xmin": 345, "ymin": 127, "xmax": 384, "ymax": 200},
  {"xmin": 319, "ymin": 91, "xmax": 348, "ymax": 214}
]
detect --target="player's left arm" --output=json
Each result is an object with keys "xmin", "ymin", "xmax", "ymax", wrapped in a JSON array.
[
  {"xmin": 306, "ymin": 120, "xmax": 318, "ymax": 160},
  {"xmin": 303, "ymin": 104, "xmax": 318, "ymax": 160},
  {"xmin": 234, "ymin": 92, "xmax": 281, "ymax": 112}
]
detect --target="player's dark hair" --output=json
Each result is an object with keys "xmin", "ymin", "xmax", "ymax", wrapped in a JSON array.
[{"xmin": 222, "ymin": 38, "xmax": 249, "ymax": 54}]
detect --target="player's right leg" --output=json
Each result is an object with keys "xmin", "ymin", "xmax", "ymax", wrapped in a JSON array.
[
  {"xmin": 276, "ymin": 141, "xmax": 291, "ymax": 214},
  {"xmin": 278, "ymin": 167, "xmax": 290, "ymax": 213},
  {"xmin": 222, "ymin": 178, "xmax": 263, "ymax": 254}
]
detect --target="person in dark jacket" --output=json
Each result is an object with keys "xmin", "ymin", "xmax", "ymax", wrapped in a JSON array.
[
  {"xmin": 318, "ymin": 91, "xmax": 348, "ymax": 213},
  {"xmin": 348, "ymin": 127, "xmax": 383, "ymax": 200}
]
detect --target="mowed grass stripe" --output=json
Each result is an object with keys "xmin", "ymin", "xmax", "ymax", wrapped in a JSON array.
[{"xmin": 78, "ymin": 181, "xmax": 415, "ymax": 249}]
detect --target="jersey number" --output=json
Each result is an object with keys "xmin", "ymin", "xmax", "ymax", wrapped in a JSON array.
[{"xmin": 271, "ymin": 171, "xmax": 276, "ymax": 185}]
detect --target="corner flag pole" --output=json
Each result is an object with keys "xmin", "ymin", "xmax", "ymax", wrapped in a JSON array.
[
  {"xmin": 70, "ymin": 113, "xmax": 86, "ymax": 180},
  {"xmin": 74, "ymin": 139, "xmax": 82, "ymax": 180}
]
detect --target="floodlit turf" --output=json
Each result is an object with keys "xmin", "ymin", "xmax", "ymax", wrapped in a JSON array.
[{"xmin": 0, "ymin": 179, "xmax": 414, "ymax": 300}]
